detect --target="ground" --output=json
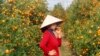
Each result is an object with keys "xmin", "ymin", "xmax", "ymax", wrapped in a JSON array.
[{"xmin": 61, "ymin": 39, "xmax": 73, "ymax": 56}]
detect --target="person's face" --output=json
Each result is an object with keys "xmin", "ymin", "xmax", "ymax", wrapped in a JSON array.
[{"xmin": 49, "ymin": 23, "xmax": 58, "ymax": 30}]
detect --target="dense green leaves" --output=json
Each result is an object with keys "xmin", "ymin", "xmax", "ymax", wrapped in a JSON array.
[
  {"xmin": 0, "ymin": 0, "xmax": 48, "ymax": 56},
  {"xmin": 65, "ymin": 0, "xmax": 100, "ymax": 56}
]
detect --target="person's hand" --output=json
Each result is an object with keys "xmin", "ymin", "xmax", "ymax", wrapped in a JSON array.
[
  {"xmin": 48, "ymin": 49, "xmax": 56, "ymax": 56},
  {"xmin": 55, "ymin": 27, "xmax": 64, "ymax": 38}
]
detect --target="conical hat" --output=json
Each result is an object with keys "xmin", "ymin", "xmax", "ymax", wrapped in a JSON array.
[{"xmin": 40, "ymin": 15, "xmax": 63, "ymax": 28}]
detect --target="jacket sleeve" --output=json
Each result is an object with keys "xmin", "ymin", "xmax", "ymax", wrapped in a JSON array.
[
  {"xmin": 57, "ymin": 38, "xmax": 62, "ymax": 47},
  {"xmin": 39, "ymin": 31, "xmax": 50, "ymax": 54}
]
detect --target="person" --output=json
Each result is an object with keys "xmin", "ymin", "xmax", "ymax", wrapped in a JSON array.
[{"xmin": 39, "ymin": 15, "xmax": 63, "ymax": 56}]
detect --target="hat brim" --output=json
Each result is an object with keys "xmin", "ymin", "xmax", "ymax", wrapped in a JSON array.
[{"xmin": 41, "ymin": 21, "xmax": 63, "ymax": 29}]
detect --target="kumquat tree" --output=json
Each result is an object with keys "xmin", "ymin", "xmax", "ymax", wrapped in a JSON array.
[
  {"xmin": 64, "ymin": 0, "xmax": 100, "ymax": 56},
  {"xmin": 0, "ymin": 0, "xmax": 47, "ymax": 56}
]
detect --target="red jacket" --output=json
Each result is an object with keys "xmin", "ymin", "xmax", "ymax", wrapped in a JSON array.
[{"xmin": 40, "ymin": 29, "xmax": 62, "ymax": 56}]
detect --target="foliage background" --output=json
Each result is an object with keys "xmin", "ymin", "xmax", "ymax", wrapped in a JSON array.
[
  {"xmin": 0, "ymin": 0, "xmax": 47, "ymax": 56},
  {"xmin": 64, "ymin": 0, "xmax": 100, "ymax": 56},
  {"xmin": 0, "ymin": 0, "xmax": 100, "ymax": 56}
]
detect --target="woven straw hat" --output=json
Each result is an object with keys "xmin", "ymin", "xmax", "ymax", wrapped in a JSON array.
[{"xmin": 40, "ymin": 15, "xmax": 63, "ymax": 28}]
